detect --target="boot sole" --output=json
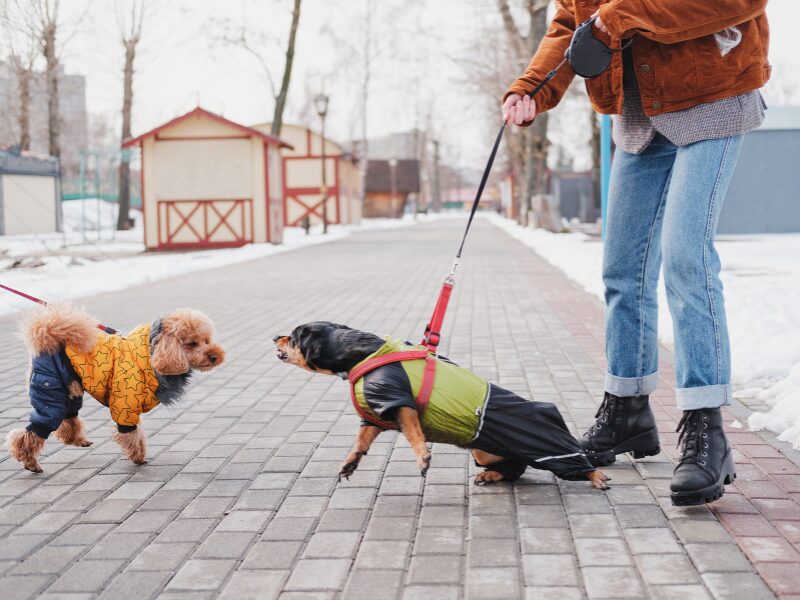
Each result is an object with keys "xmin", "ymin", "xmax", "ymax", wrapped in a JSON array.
[
  {"xmin": 586, "ymin": 428, "xmax": 661, "ymax": 467},
  {"xmin": 671, "ymin": 450, "xmax": 736, "ymax": 507}
]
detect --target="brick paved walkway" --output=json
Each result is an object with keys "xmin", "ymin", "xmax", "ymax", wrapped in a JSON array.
[{"xmin": 0, "ymin": 217, "xmax": 798, "ymax": 599}]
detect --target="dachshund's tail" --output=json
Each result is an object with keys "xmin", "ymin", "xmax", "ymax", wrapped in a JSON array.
[{"xmin": 22, "ymin": 303, "xmax": 99, "ymax": 355}]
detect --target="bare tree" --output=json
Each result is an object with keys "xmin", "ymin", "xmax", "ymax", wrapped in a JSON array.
[
  {"xmin": 210, "ymin": 0, "xmax": 302, "ymax": 138},
  {"xmin": 116, "ymin": 0, "xmax": 145, "ymax": 230},
  {"xmin": 30, "ymin": 0, "xmax": 61, "ymax": 159},
  {"xmin": 1, "ymin": 0, "xmax": 40, "ymax": 150},
  {"xmin": 271, "ymin": 0, "xmax": 301, "ymax": 137},
  {"xmin": 496, "ymin": 0, "xmax": 551, "ymax": 224}
]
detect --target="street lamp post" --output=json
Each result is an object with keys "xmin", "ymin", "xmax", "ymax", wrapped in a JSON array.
[
  {"xmin": 388, "ymin": 157, "xmax": 398, "ymax": 218},
  {"xmin": 314, "ymin": 93, "xmax": 330, "ymax": 234}
]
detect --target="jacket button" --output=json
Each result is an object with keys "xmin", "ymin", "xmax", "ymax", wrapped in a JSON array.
[
  {"xmin": 652, "ymin": 100, "xmax": 663, "ymax": 109},
  {"xmin": 640, "ymin": 64, "xmax": 651, "ymax": 73}
]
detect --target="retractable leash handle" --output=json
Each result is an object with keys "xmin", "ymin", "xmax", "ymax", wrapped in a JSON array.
[
  {"xmin": 0, "ymin": 283, "xmax": 119, "ymax": 335},
  {"xmin": 422, "ymin": 17, "xmax": 626, "ymax": 353}
]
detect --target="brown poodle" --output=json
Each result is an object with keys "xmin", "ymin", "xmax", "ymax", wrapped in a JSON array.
[{"xmin": 6, "ymin": 303, "xmax": 225, "ymax": 473}]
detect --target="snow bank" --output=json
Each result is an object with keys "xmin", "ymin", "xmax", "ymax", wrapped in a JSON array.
[
  {"xmin": 748, "ymin": 364, "xmax": 800, "ymax": 449},
  {"xmin": 0, "ymin": 214, "xmax": 430, "ymax": 317},
  {"xmin": 488, "ymin": 214, "xmax": 800, "ymax": 447},
  {"xmin": 62, "ymin": 198, "xmax": 143, "ymax": 233}
]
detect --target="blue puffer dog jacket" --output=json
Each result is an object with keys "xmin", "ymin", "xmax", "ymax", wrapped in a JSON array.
[{"xmin": 26, "ymin": 349, "xmax": 84, "ymax": 439}]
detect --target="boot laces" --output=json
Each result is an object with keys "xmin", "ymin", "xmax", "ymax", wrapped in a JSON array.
[
  {"xmin": 589, "ymin": 395, "xmax": 616, "ymax": 436},
  {"xmin": 676, "ymin": 410, "xmax": 709, "ymax": 466}
]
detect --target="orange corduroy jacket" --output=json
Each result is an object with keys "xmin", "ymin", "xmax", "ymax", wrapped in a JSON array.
[{"xmin": 505, "ymin": 0, "xmax": 770, "ymax": 120}]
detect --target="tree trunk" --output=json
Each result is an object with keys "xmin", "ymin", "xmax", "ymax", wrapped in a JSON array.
[
  {"xmin": 358, "ymin": 0, "xmax": 373, "ymax": 208},
  {"xmin": 117, "ymin": 39, "xmax": 136, "ymax": 230},
  {"xmin": 526, "ymin": 3, "xmax": 550, "ymax": 219},
  {"xmin": 497, "ymin": 0, "xmax": 551, "ymax": 226},
  {"xmin": 15, "ymin": 64, "xmax": 32, "ymax": 151},
  {"xmin": 270, "ymin": 0, "xmax": 302, "ymax": 138},
  {"xmin": 42, "ymin": 21, "xmax": 59, "ymax": 159},
  {"xmin": 431, "ymin": 139, "xmax": 441, "ymax": 212}
]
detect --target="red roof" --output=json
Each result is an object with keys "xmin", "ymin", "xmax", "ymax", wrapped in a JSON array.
[{"xmin": 121, "ymin": 106, "xmax": 293, "ymax": 149}]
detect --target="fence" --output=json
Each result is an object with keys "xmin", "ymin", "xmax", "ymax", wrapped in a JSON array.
[
  {"xmin": 59, "ymin": 147, "xmax": 142, "ymax": 242},
  {"xmin": 61, "ymin": 147, "xmax": 141, "ymax": 208}
]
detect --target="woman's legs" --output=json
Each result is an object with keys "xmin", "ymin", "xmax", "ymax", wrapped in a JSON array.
[
  {"xmin": 603, "ymin": 135, "xmax": 677, "ymax": 394},
  {"xmin": 581, "ymin": 135, "xmax": 675, "ymax": 465},
  {"xmin": 599, "ymin": 133, "xmax": 744, "ymax": 505},
  {"xmin": 661, "ymin": 134, "xmax": 743, "ymax": 407}
]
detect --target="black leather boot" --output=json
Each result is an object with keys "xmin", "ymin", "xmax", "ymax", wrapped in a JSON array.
[
  {"xmin": 580, "ymin": 393, "xmax": 661, "ymax": 466},
  {"xmin": 671, "ymin": 407, "xmax": 736, "ymax": 506}
]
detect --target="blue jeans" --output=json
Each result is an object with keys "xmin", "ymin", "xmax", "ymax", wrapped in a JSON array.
[{"xmin": 604, "ymin": 133, "xmax": 743, "ymax": 410}]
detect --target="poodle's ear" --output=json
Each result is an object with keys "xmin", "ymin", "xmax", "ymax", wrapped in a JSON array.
[{"xmin": 151, "ymin": 332, "xmax": 190, "ymax": 375}]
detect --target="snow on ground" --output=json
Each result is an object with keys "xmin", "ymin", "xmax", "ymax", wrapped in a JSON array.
[
  {"xmin": 0, "ymin": 204, "xmax": 433, "ymax": 317},
  {"xmin": 488, "ymin": 213, "xmax": 800, "ymax": 448},
  {"xmin": 62, "ymin": 198, "xmax": 143, "ymax": 234}
]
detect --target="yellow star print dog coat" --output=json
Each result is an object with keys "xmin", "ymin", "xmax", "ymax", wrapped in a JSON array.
[{"xmin": 65, "ymin": 325, "xmax": 159, "ymax": 428}]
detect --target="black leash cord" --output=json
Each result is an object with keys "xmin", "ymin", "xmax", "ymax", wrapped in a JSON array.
[{"xmin": 452, "ymin": 56, "xmax": 569, "ymax": 270}]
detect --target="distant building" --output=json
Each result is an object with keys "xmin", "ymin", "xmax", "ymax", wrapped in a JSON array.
[
  {"xmin": 358, "ymin": 129, "xmax": 428, "ymax": 162},
  {"xmin": 364, "ymin": 160, "xmax": 420, "ymax": 218},
  {"xmin": 0, "ymin": 62, "xmax": 88, "ymax": 178},
  {"xmin": 122, "ymin": 107, "xmax": 290, "ymax": 250},
  {"xmin": 345, "ymin": 130, "xmax": 434, "ymax": 209},
  {"xmin": 0, "ymin": 145, "xmax": 61, "ymax": 235},
  {"xmin": 719, "ymin": 106, "xmax": 800, "ymax": 234},
  {"xmin": 252, "ymin": 123, "xmax": 361, "ymax": 227},
  {"xmin": 549, "ymin": 171, "xmax": 597, "ymax": 223}
]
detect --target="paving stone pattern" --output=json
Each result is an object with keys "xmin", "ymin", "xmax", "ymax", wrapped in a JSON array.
[{"xmin": 0, "ymin": 218, "xmax": 798, "ymax": 599}]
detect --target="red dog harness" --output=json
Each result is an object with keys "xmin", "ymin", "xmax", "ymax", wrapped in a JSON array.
[
  {"xmin": 347, "ymin": 272, "xmax": 454, "ymax": 430},
  {"xmin": 348, "ymin": 350, "xmax": 437, "ymax": 430}
]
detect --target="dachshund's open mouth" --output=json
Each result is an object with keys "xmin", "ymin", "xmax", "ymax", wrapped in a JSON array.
[{"xmin": 276, "ymin": 349, "xmax": 288, "ymax": 361}]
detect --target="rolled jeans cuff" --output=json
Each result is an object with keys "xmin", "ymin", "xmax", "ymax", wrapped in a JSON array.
[
  {"xmin": 605, "ymin": 371, "xmax": 659, "ymax": 397},
  {"xmin": 676, "ymin": 384, "xmax": 732, "ymax": 410}
]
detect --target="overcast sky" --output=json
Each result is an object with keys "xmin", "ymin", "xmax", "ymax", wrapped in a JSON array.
[{"xmin": 39, "ymin": 0, "xmax": 800, "ymax": 169}]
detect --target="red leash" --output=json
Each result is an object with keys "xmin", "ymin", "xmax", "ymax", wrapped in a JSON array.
[
  {"xmin": 0, "ymin": 283, "xmax": 118, "ymax": 335},
  {"xmin": 420, "ymin": 59, "xmax": 569, "ymax": 354}
]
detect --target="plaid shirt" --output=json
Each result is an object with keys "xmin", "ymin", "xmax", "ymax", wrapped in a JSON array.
[{"xmin": 613, "ymin": 48, "xmax": 766, "ymax": 154}]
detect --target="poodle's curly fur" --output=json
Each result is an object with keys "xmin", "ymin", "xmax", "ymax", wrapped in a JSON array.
[
  {"xmin": 8, "ymin": 303, "xmax": 224, "ymax": 473},
  {"xmin": 22, "ymin": 303, "xmax": 98, "ymax": 356},
  {"xmin": 112, "ymin": 427, "xmax": 147, "ymax": 464},
  {"xmin": 54, "ymin": 416, "xmax": 92, "ymax": 447},
  {"xmin": 6, "ymin": 429, "xmax": 45, "ymax": 473}
]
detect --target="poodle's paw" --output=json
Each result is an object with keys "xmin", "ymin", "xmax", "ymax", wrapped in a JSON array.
[
  {"xmin": 112, "ymin": 427, "xmax": 147, "ymax": 465},
  {"xmin": 7, "ymin": 429, "xmax": 45, "ymax": 473},
  {"xmin": 54, "ymin": 417, "xmax": 92, "ymax": 448}
]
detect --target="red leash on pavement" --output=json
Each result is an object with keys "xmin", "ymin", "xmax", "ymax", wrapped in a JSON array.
[{"xmin": 0, "ymin": 283, "xmax": 119, "ymax": 335}]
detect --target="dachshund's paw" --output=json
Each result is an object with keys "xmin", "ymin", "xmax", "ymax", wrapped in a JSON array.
[
  {"xmin": 338, "ymin": 451, "xmax": 366, "ymax": 482},
  {"xmin": 588, "ymin": 470, "xmax": 610, "ymax": 490},
  {"xmin": 24, "ymin": 461, "xmax": 43, "ymax": 474},
  {"xmin": 418, "ymin": 452, "xmax": 431, "ymax": 477},
  {"xmin": 474, "ymin": 470, "xmax": 505, "ymax": 486},
  {"xmin": 76, "ymin": 439, "xmax": 93, "ymax": 447}
]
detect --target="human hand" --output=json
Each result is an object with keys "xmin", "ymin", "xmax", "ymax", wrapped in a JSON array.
[
  {"xmin": 591, "ymin": 10, "xmax": 609, "ymax": 34},
  {"xmin": 501, "ymin": 93, "xmax": 537, "ymax": 126}
]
